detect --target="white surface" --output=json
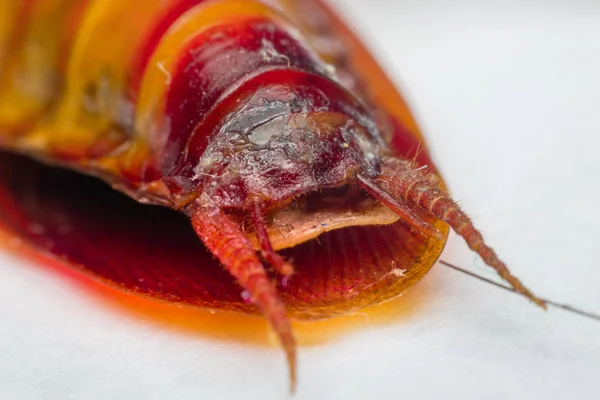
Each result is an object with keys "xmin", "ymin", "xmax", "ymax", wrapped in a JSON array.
[{"xmin": 2, "ymin": 0, "xmax": 600, "ymax": 399}]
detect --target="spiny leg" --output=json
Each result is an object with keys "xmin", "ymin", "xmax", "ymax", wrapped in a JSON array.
[
  {"xmin": 359, "ymin": 157, "xmax": 546, "ymax": 309},
  {"xmin": 191, "ymin": 207, "xmax": 297, "ymax": 390},
  {"xmin": 249, "ymin": 198, "xmax": 294, "ymax": 276},
  {"xmin": 357, "ymin": 175, "xmax": 442, "ymax": 240}
]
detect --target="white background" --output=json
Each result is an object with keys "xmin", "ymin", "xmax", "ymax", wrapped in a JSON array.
[{"xmin": 1, "ymin": 0, "xmax": 600, "ymax": 399}]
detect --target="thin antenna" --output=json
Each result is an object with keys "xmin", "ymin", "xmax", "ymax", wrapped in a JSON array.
[{"xmin": 439, "ymin": 259, "xmax": 600, "ymax": 322}]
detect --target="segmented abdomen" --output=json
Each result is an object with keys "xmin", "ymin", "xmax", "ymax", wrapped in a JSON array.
[{"xmin": 0, "ymin": 0, "xmax": 426, "ymax": 204}]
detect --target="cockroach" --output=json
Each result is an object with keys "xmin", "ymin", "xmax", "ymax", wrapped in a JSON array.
[{"xmin": 0, "ymin": 0, "xmax": 596, "ymax": 392}]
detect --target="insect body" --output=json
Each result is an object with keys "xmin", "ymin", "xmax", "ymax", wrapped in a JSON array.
[{"xmin": 0, "ymin": 0, "xmax": 544, "ymax": 388}]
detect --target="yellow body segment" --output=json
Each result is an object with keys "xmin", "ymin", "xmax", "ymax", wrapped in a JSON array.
[
  {"xmin": 0, "ymin": 1, "xmax": 21, "ymax": 75},
  {"xmin": 19, "ymin": 0, "xmax": 181, "ymax": 159},
  {"xmin": 0, "ymin": 0, "xmax": 80, "ymax": 132}
]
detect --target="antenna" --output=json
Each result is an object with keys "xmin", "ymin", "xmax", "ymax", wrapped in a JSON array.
[{"xmin": 440, "ymin": 259, "xmax": 600, "ymax": 322}]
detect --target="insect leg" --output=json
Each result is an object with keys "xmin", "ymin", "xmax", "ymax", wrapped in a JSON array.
[
  {"xmin": 357, "ymin": 175, "xmax": 442, "ymax": 239},
  {"xmin": 359, "ymin": 157, "xmax": 546, "ymax": 309},
  {"xmin": 249, "ymin": 197, "xmax": 294, "ymax": 276},
  {"xmin": 191, "ymin": 207, "xmax": 297, "ymax": 390}
]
